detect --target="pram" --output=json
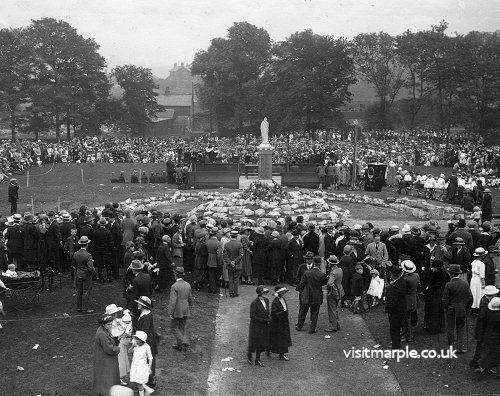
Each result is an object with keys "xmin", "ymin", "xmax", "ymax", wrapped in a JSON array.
[{"xmin": 0, "ymin": 271, "xmax": 45, "ymax": 311}]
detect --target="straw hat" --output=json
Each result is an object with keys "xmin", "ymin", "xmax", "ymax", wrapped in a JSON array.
[{"xmin": 133, "ymin": 330, "xmax": 148, "ymax": 343}]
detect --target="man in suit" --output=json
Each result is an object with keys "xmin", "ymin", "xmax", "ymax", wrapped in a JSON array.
[
  {"xmin": 325, "ymin": 255, "xmax": 344, "ymax": 332},
  {"xmin": 481, "ymin": 188, "xmax": 493, "ymax": 223},
  {"xmin": 5, "ymin": 213, "xmax": 24, "ymax": 269},
  {"xmin": 296, "ymin": 251, "xmax": 314, "ymax": 285},
  {"xmin": 296, "ymin": 256, "xmax": 327, "ymax": 334},
  {"xmin": 286, "ymin": 229, "xmax": 303, "ymax": 286},
  {"xmin": 109, "ymin": 213, "xmax": 123, "ymax": 280},
  {"xmin": 223, "ymin": 230, "xmax": 244, "ymax": 297},
  {"xmin": 92, "ymin": 217, "xmax": 114, "ymax": 282},
  {"xmin": 72, "ymin": 236, "xmax": 96, "ymax": 313},
  {"xmin": 128, "ymin": 260, "xmax": 152, "ymax": 319},
  {"xmin": 302, "ymin": 224, "xmax": 319, "ymax": 255},
  {"xmin": 7, "ymin": 178, "xmax": 19, "ymax": 215},
  {"xmin": 168, "ymin": 267, "xmax": 194, "ymax": 351},
  {"xmin": 449, "ymin": 218, "xmax": 474, "ymax": 253},
  {"xmin": 130, "ymin": 170, "xmax": 139, "ymax": 183},
  {"xmin": 156, "ymin": 235, "xmax": 174, "ymax": 292},
  {"xmin": 442, "ymin": 264, "xmax": 473, "ymax": 353},
  {"xmin": 385, "ymin": 266, "xmax": 408, "ymax": 349},
  {"xmin": 401, "ymin": 260, "xmax": 421, "ymax": 342},
  {"xmin": 46, "ymin": 211, "xmax": 62, "ymax": 273},
  {"xmin": 323, "ymin": 225, "xmax": 336, "ymax": 259}
]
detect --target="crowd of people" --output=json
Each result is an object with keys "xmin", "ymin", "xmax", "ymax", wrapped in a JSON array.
[
  {"xmin": 2, "ymin": 199, "xmax": 500, "ymax": 392},
  {"xmin": 1, "ymin": 128, "xmax": 500, "ymax": 185}
]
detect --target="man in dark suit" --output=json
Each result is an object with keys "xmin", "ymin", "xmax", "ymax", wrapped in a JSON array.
[
  {"xmin": 130, "ymin": 170, "xmax": 139, "ymax": 183},
  {"xmin": 72, "ymin": 236, "xmax": 96, "ymax": 313},
  {"xmin": 481, "ymin": 189, "xmax": 493, "ymax": 223},
  {"xmin": 286, "ymin": 229, "xmax": 303, "ymax": 286},
  {"xmin": 385, "ymin": 266, "xmax": 408, "ymax": 349},
  {"xmin": 46, "ymin": 211, "xmax": 62, "ymax": 273},
  {"xmin": 296, "ymin": 257, "xmax": 327, "ymax": 334},
  {"xmin": 92, "ymin": 217, "xmax": 114, "ymax": 282},
  {"xmin": 302, "ymin": 224, "xmax": 319, "ymax": 255},
  {"xmin": 401, "ymin": 260, "xmax": 421, "ymax": 342},
  {"xmin": 325, "ymin": 255, "xmax": 344, "ymax": 332},
  {"xmin": 7, "ymin": 178, "xmax": 19, "ymax": 215},
  {"xmin": 168, "ymin": 267, "xmax": 194, "ymax": 351},
  {"xmin": 223, "ymin": 230, "xmax": 244, "ymax": 297},
  {"xmin": 449, "ymin": 218, "xmax": 474, "ymax": 253},
  {"xmin": 109, "ymin": 214, "xmax": 123, "ymax": 280},
  {"xmin": 296, "ymin": 251, "xmax": 314, "ymax": 285},
  {"xmin": 5, "ymin": 213, "xmax": 24, "ymax": 269},
  {"xmin": 323, "ymin": 225, "xmax": 336, "ymax": 259},
  {"xmin": 442, "ymin": 264, "xmax": 473, "ymax": 353}
]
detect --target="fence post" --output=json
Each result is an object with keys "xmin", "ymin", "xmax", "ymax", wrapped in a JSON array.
[
  {"xmin": 139, "ymin": 168, "xmax": 142, "ymax": 184},
  {"xmin": 26, "ymin": 170, "xmax": 29, "ymax": 187},
  {"xmin": 31, "ymin": 197, "xmax": 34, "ymax": 215},
  {"xmin": 81, "ymin": 168, "xmax": 84, "ymax": 185}
]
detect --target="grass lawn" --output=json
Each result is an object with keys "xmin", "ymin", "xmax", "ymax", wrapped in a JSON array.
[
  {"xmin": 363, "ymin": 305, "xmax": 499, "ymax": 394},
  {"xmin": 0, "ymin": 272, "xmax": 219, "ymax": 396}
]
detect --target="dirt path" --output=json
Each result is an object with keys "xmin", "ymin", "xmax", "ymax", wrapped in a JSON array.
[{"xmin": 207, "ymin": 285, "xmax": 402, "ymax": 395}]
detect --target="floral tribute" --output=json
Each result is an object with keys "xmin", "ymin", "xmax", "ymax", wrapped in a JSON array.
[{"xmin": 240, "ymin": 180, "xmax": 289, "ymax": 202}]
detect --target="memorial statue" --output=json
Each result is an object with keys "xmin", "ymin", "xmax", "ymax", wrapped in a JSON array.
[{"xmin": 260, "ymin": 117, "xmax": 269, "ymax": 145}]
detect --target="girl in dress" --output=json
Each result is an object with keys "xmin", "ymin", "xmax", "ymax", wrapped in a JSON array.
[
  {"xmin": 367, "ymin": 269, "xmax": 384, "ymax": 307},
  {"xmin": 130, "ymin": 331, "xmax": 154, "ymax": 395}
]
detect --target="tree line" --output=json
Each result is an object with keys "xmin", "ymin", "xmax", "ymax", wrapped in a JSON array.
[
  {"xmin": 192, "ymin": 21, "xmax": 500, "ymax": 135},
  {"xmin": 0, "ymin": 18, "xmax": 162, "ymax": 140}
]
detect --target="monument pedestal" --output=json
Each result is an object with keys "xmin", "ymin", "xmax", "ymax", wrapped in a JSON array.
[{"xmin": 258, "ymin": 143, "xmax": 274, "ymax": 181}]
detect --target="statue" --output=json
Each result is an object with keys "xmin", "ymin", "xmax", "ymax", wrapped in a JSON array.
[{"xmin": 260, "ymin": 117, "xmax": 269, "ymax": 145}]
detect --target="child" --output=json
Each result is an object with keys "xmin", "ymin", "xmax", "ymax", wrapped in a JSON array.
[
  {"xmin": 471, "ymin": 206, "xmax": 482, "ymax": 224},
  {"xmin": 129, "ymin": 331, "xmax": 154, "ymax": 395},
  {"xmin": 2, "ymin": 263, "xmax": 18, "ymax": 278},
  {"xmin": 350, "ymin": 264, "xmax": 365, "ymax": 314},
  {"xmin": 367, "ymin": 269, "xmax": 384, "ymax": 307},
  {"xmin": 118, "ymin": 310, "xmax": 133, "ymax": 384}
]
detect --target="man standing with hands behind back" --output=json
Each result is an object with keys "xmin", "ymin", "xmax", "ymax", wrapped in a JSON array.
[
  {"xmin": 169, "ymin": 267, "xmax": 194, "ymax": 351},
  {"xmin": 8, "ymin": 178, "xmax": 19, "ymax": 215}
]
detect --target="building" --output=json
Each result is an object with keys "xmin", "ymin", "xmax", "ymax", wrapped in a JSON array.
[{"xmin": 164, "ymin": 62, "xmax": 192, "ymax": 95}]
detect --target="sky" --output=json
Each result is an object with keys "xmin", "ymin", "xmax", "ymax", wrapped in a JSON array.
[{"xmin": 1, "ymin": 0, "xmax": 499, "ymax": 77}]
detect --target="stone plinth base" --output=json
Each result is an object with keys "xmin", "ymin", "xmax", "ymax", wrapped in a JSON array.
[{"xmin": 258, "ymin": 144, "xmax": 273, "ymax": 180}]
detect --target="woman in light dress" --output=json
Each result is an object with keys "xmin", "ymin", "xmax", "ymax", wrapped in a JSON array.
[{"xmin": 470, "ymin": 248, "xmax": 486, "ymax": 312}]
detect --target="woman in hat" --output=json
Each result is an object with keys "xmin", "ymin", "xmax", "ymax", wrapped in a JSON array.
[
  {"xmin": 470, "ymin": 248, "xmax": 487, "ymax": 313},
  {"xmin": 267, "ymin": 231, "xmax": 285, "ymax": 285},
  {"xmin": 92, "ymin": 315, "xmax": 121, "ymax": 396},
  {"xmin": 129, "ymin": 330, "xmax": 154, "ymax": 395},
  {"xmin": 423, "ymin": 260, "xmax": 450, "ymax": 334},
  {"xmin": 135, "ymin": 296, "xmax": 158, "ymax": 388},
  {"xmin": 240, "ymin": 227, "xmax": 253, "ymax": 285},
  {"xmin": 269, "ymin": 285, "xmax": 292, "ymax": 361},
  {"xmin": 250, "ymin": 227, "xmax": 269, "ymax": 285},
  {"xmin": 247, "ymin": 286, "xmax": 271, "ymax": 367},
  {"xmin": 478, "ymin": 297, "xmax": 500, "ymax": 376}
]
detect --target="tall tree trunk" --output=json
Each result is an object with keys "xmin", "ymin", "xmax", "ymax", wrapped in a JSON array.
[{"xmin": 10, "ymin": 106, "xmax": 16, "ymax": 142}]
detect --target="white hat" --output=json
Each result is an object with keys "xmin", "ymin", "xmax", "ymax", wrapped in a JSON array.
[
  {"xmin": 484, "ymin": 285, "xmax": 499, "ymax": 296},
  {"xmin": 488, "ymin": 297, "xmax": 500, "ymax": 311},
  {"xmin": 401, "ymin": 224, "xmax": 411, "ymax": 233},
  {"xmin": 104, "ymin": 304, "xmax": 123, "ymax": 316},
  {"xmin": 401, "ymin": 260, "xmax": 416, "ymax": 273},
  {"xmin": 133, "ymin": 330, "xmax": 148, "ymax": 343},
  {"xmin": 352, "ymin": 224, "xmax": 362, "ymax": 231},
  {"xmin": 473, "ymin": 247, "xmax": 487, "ymax": 257}
]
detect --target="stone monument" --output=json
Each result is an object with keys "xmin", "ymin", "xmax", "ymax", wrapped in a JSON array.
[{"xmin": 258, "ymin": 117, "xmax": 273, "ymax": 181}]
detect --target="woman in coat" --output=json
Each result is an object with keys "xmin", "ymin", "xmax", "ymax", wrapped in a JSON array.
[
  {"xmin": 247, "ymin": 286, "xmax": 270, "ymax": 367},
  {"xmin": 92, "ymin": 315, "xmax": 120, "ymax": 396},
  {"xmin": 250, "ymin": 228, "xmax": 269, "ymax": 284},
  {"xmin": 193, "ymin": 235, "xmax": 208, "ymax": 289},
  {"xmin": 240, "ymin": 227, "xmax": 253, "ymax": 285},
  {"xmin": 423, "ymin": 260, "xmax": 449, "ymax": 334},
  {"xmin": 267, "ymin": 231, "xmax": 285, "ymax": 285},
  {"xmin": 479, "ymin": 297, "xmax": 500, "ymax": 375},
  {"xmin": 269, "ymin": 285, "xmax": 292, "ymax": 360}
]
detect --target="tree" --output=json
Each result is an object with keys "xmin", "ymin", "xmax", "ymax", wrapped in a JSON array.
[
  {"xmin": 0, "ymin": 28, "xmax": 32, "ymax": 141},
  {"xmin": 264, "ymin": 30, "xmax": 356, "ymax": 132},
  {"xmin": 352, "ymin": 32, "xmax": 407, "ymax": 129},
  {"xmin": 112, "ymin": 65, "xmax": 163, "ymax": 136},
  {"xmin": 25, "ymin": 18, "xmax": 110, "ymax": 139},
  {"xmin": 192, "ymin": 22, "xmax": 271, "ymax": 132}
]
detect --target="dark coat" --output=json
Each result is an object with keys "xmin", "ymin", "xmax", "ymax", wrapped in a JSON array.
[
  {"xmin": 286, "ymin": 238, "xmax": 303, "ymax": 281},
  {"xmin": 5, "ymin": 224, "xmax": 24, "ymax": 255},
  {"xmin": 156, "ymin": 243, "xmax": 173, "ymax": 269},
  {"xmin": 406, "ymin": 235, "xmax": 425, "ymax": 272},
  {"xmin": 403, "ymin": 272, "xmax": 421, "ymax": 312},
  {"xmin": 251, "ymin": 234, "xmax": 269, "ymax": 279},
  {"xmin": 46, "ymin": 220, "xmax": 62, "ymax": 260},
  {"xmin": 302, "ymin": 231, "xmax": 319, "ymax": 255},
  {"xmin": 350, "ymin": 272, "xmax": 364, "ymax": 298},
  {"xmin": 424, "ymin": 268, "xmax": 449, "ymax": 333},
  {"xmin": 7, "ymin": 183, "xmax": 18, "ymax": 202},
  {"xmin": 483, "ymin": 255, "xmax": 497, "ymax": 286},
  {"xmin": 323, "ymin": 233, "xmax": 336, "ymax": 259},
  {"xmin": 270, "ymin": 296, "xmax": 292, "ymax": 354},
  {"xmin": 442, "ymin": 277, "xmax": 473, "ymax": 318},
  {"xmin": 92, "ymin": 325, "xmax": 120, "ymax": 396},
  {"xmin": 248, "ymin": 297, "xmax": 270, "ymax": 351},
  {"xmin": 339, "ymin": 254, "xmax": 355, "ymax": 299},
  {"xmin": 267, "ymin": 238, "xmax": 285, "ymax": 280},
  {"xmin": 451, "ymin": 246, "xmax": 472, "ymax": 274},
  {"xmin": 59, "ymin": 221, "xmax": 76, "ymax": 243},
  {"xmin": 298, "ymin": 268, "xmax": 326, "ymax": 305},
  {"xmin": 23, "ymin": 222, "xmax": 39, "ymax": 263},
  {"xmin": 223, "ymin": 239, "xmax": 244, "ymax": 270},
  {"xmin": 482, "ymin": 193, "xmax": 492, "ymax": 215},
  {"xmin": 474, "ymin": 295, "xmax": 490, "ymax": 341},
  {"xmin": 129, "ymin": 272, "xmax": 152, "ymax": 310},
  {"xmin": 136, "ymin": 311, "xmax": 158, "ymax": 355},
  {"xmin": 93, "ymin": 226, "xmax": 113, "ymax": 255},
  {"xmin": 479, "ymin": 309, "xmax": 500, "ymax": 369},
  {"xmin": 385, "ymin": 276, "xmax": 408, "ymax": 314},
  {"xmin": 296, "ymin": 262, "xmax": 312, "ymax": 286}
]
